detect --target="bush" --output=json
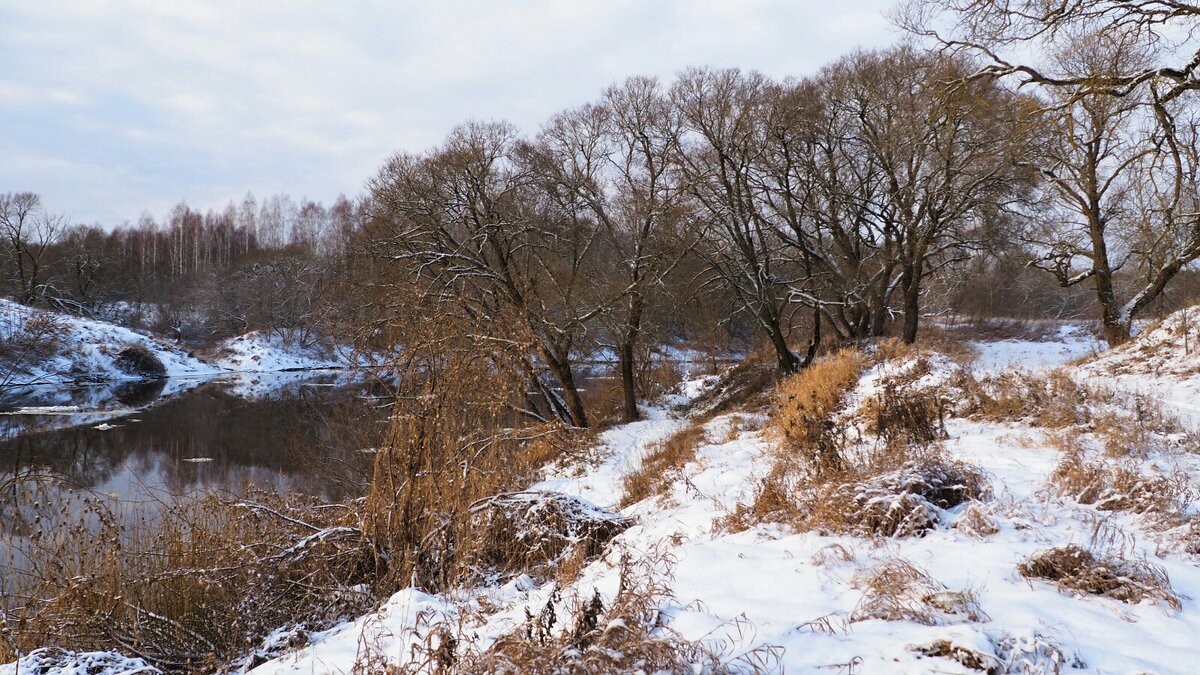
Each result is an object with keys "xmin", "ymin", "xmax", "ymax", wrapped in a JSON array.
[
  {"xmin": 113, "ymin": 343, "xmax": 167, "ymax": 379},
  {"xmin": 465, "ymin": 491, "xmax": 633, "ymax": 582},
  {"xmin": 1018, "ymin": 545, "xmax": 1181, "ymax": 609},
  {"xmin": 804, "ymin": 455, "xmax": 990, "ymax": 538}
]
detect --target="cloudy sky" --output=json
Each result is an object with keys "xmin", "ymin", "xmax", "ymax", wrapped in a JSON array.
[{"xmin": 0, "ymin": 1, "xmax": 898, "ymax": 225}]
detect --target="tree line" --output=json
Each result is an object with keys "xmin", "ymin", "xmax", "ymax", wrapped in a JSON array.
[
  {"xmin": 0, "ymin": 192, "xmax": 359, "ymax": 343},
  {"xmin": 363, "ymin": 37, "xmax": 1200, "ymax": 427},
  {"xmin": 9, "ymin": 1, "xmax": 1200, "ymax": 428}
]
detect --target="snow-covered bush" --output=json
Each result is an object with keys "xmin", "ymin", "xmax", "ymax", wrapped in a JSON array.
[
  {"xmin": 1017, "ymin": 544, "xmax": 1181, "ymax": 610},
  {"xmin": 466, "ymin": 491, "xmax": 633, "ymax": 582}
]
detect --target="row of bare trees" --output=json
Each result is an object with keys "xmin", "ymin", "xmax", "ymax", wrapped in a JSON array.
[
  {"xmin": 10, "ymin": 2, "xmax": 1200, "ymax": 427},
  {"xmin": 904, "ymin": 0, "xmax": 1200, "ymax": 344},
  {"xmin": 363, "ymin": 46, "xmax": 1040, "ymax": 425},
  {"xmin": 364, "ymin": 30, "xmax": 1200, "ymax": 425},
  {"xmin": 0, "ymin": 192, "xmax": 359, "ymax": 344}
]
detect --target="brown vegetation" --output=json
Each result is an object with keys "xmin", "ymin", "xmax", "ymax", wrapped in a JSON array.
[
  {"xmin": 113, "ymin": 343, "xmax": 167, "ymax": 379},
  {"xmin": 1018, "ymin": 545, "xmax": 1181, "ymax": 610},
  {"xmin": 397, "ymin": 551, "xmax": 783, "ymax": 674},
  {"xmin": 851, "ymin": 559, "xmax": 988, "ymax": 625},
  {"xmin": 620, "ymin": 421, "xmax": 709, "ymax": 507},
  {"xmin": 770, "ymin": 348, "xmax": 866, "ymax": 476}
]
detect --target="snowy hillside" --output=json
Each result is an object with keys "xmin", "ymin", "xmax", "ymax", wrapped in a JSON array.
[
  {"xmin": 0, "ymin": 300, "xmax": 364, "ymax": 393},
  {"xmin": 212, "ymin": 332, "xmax": 346, "ymax": 372},
  {"xmin": 0, "ymin": 299, "xmax": 220, "ymax": 387},
  {"xmin": 244, "ymin": 320, "xmax": 1200, "ymax": 674}
]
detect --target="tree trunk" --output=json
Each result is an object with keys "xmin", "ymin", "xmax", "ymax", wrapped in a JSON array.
[
  {"xmin": 543, "ymin": 351, "xmax": 589, "ymax": 428},
  {"xmin": 618, "ymin": 342, "xmax": 639, "ymax": 423},
  {"xmin": 1095, "ymin": 268, "xmax": 1131, "ymax": 345},
  {"xmin": 618, "ymin": 294, "xmax": 646, "ymax": 423},
  {"xmin": 901, "ymin": 264, "xmax": 921, "ymax": 344},
  {"xmin": 765, "ymin": 315, "xmax": 798, "ymax": 375}
]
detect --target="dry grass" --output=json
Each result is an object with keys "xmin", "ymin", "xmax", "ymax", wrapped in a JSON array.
[
  {"xmin": 851, "ymin": 559, "xmax": 988, "ymax": 625},
  {"xmin": 964, "ymin": 370, "xmax": 1091, "ymax": 428},
  {"xmin": 952, "ymin": 503, "xmax": 1001, "ymax": 538},
  {"xmin": 859, "ymin": 359, "xmax": 949, "ymax": 447},
  {"xmin": 1, "ymin": 487, "xmax": 379, "ymax": 673},
  {"xmin": 1048, "ymin": 439, "xmax": 1191, "ymax": 515},
  {"xmin": 727, "ymin": 346, "xmax": 991, "ymax": 537},
  {"xmin": 2, "ymin": 342, "xmax": 588, "ymax": 672},
  {"xmin": 396, "ymin": 550, "xmax": 783, "ymax": 674},
  {"xmin": 909, "ymin": 639, "xmax": 998, "ymax": 672},
  {"xmin": 770, "ymin": 348, "xmax": 867, "ymax": 476},
  {"xmin": 1018, "ymin": 545, "xmax": 1181, "ymax": 610},
  {"xmin": 620, "ymin": 421, "xmax": 709, "ymax": 507},
  {"xmin": 873, "ymin": 332, "xmax": 977, "ymax": 366}
]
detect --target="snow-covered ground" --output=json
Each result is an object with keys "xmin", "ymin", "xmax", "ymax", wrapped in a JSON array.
[
  {"xmin": 0, "ymin": 300, "xmax": 365, "ymax": 391},
  {"xmin": 242, "ymin": 313, "xmax": 1200, "ymax": 675},
  {"xmin": 10, "ymin": 312, "xmax": 1200, "ymax": 674},
  {"xmin": 0, "ymin": 299, "xmax": 221, "ymax": 387},
  {"xmin": 211, "ymin": 332, "xmax": 346, "ymax": 372}
]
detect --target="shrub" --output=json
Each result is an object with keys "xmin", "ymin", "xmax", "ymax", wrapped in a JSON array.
[
  {"xmin": 860, "ymin": 373, "xmax": 948, "ymax": 446},
  {"xmin": 113, "ymin": 343, "xmax": 167, "ymax": 379},
  {"xmin": 464, "ymin": 491, "xmax": 633, "ymax": 582},
  {"xmin": 1017, "ymin": 545, "xmax": 1181, "ymax": 609},
  {"xmin": 804, "ymin": 455, "xmax": 990, "ymax": 538}
]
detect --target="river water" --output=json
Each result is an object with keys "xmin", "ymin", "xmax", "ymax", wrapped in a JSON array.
[{"xmin": 0, "ymin": 372, "xmax": 388, "ymax": 560}]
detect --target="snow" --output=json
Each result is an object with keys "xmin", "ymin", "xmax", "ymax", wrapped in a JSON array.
[
  {"xmin": 211, "ymin": 332, "xmax": 346, "ymax": 372},
  {"xmin": 0, "ymin": 298, "xmax": 221, "ymax": 387},
  {"xmin": 0, "ymin": 648, "xmax": 160, "ymax": 675},
  {"xmin": 969, "ymin": 323, "xmax": 1101, "ymax": 375},
  {"xmin": 241, "ymin": 315, "xmax": 1200, "ymax": 674},
  {"xmin": 1079, "ymin": 306, "xmax": 1200, "ymax": 426},
  {"xmin": 11, "ymin": 310, "xmax": 1200, "ymax": 673},
  {"xmin": 0, "ymin": 300, "xmax": 373, "ymax": 391}
]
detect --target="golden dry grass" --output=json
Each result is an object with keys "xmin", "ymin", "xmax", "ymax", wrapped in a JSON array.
[
  {"xmin": 1018, "ymin": 545, "xmax": 1181, "ymax": 610},
  {"xmin": 770, "ymin": 348, "xmax": 867, "ymax": 476},
  {"xmin": 851, "ymin": 559, "xmax": 988, "ymax": 625},
  {"xmin": 620, "ymin": 421, "xmax": 709, "ymax": 507}
]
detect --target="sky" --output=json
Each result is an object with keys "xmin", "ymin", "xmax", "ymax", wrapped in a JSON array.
[{"xmin": 0, "ymin": 1, "xmax": 898, "ymax": 226}]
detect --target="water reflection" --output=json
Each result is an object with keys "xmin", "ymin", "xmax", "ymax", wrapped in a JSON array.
[{"xmin": 0, "ymin": 373, "xmax": 385, "ymax": 504}]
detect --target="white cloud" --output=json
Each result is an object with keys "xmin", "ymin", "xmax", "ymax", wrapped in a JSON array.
[{"xmin": 0, "ymin": 0, "xmax": 899, "ymax": 224}]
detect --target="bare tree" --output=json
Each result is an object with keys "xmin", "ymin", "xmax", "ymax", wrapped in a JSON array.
[
  {"xmin": 532, "ymin": 76, "xmax": 694, "ymax": 421},
  {"xmin": 0, "ymin": 192, "xmax": 65, "ymax": 304},
  {"xmin": 899, "ymin": 0, "xmax": 1200, "ymax": 104},
  {"xmin": 839, "ymin": 48, "xmax": 1032, "ymax": 343},
  {"xmin": 672, "ymin": 68, "xmax": 812, "ymax": 374},
  {"xmin": 367, "ymin": 121, "xmax": 601, "ymax": 427},
  {"xmin": 904, "ymin": 1, "xmax": 1200, "ymax": 344}
]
